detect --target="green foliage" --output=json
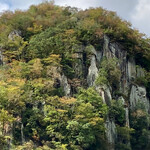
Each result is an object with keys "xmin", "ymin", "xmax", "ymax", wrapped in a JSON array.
[
  {"xmin": 109, "ymin": 100, "xmax": 126, "ymax": 126},
  {"xmin": 0, "ymin": 109, "xmax": 15, "ymax": 149},
  {"xmin": 116, "ymin": 126, "xmax": 134, "ymax": 150},
  {"xmin": 0, "ymin": 109, "xmax": 15, "ymax": 135},
  {"xmin": 0, "ymin": 135, "xmax": 10, "ymax": 150},
  {"xmin": 135, "ymin": 71, "xmax": 150, "ymax": 98},
  {"xmin": 96, "ymin": 58, "xmax": 121, "ymax": 90},
  {"xmin": 61, "ymin": 56, "xmax": 75, "ymax": 79},
  {"xmin": 77, "ymin": 87, "xmax": 108, "ymax": 115},
  {"xmin": 4, "ymin": 36, "xmax": 28, "ymax": 62},
  {"xmin": 14, "ymin": 140, "xmax": 34, "ymax": 150},
  {"xmin": 130, "ymin": 102, "xmax": 150, "ymax": 150},
  {"xmin": 95, "ymin": 68, "xmax": 108, "ymax": 86},
  {"xmin": 42, "ymin": 88, "xmax": 107, "ymax": 150}
]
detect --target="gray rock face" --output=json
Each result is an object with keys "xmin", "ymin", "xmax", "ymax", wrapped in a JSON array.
[
  {"xmin": 127, "ymin": 57, "xmax": 136, "ymax": 82},
  {"xmin": 91, "ymin": 35, "xmax": 149, "ymax": 147},
  {"xmin": 87, "ymin": 55, "xmax": 98, "ymax": 86},
  {"xmin": 103, "ymin": 35, "xmax": 111, "ymax": 58},
  {"xmin": 102, "ymin": 35, "xmax": 146, "ymax": 97},
  {"xmin": 72, "ymin": 45, "xmax": 85, "ymax": 78},
  {"xmin": 87, "ymin": 45, "xmax": 102, "ymax": 87},
  {"xmin": 100, "ymin": 86, "xmax": 116, "ymax": 149},
  {"xmin": 21, "ymin": 123, "xmax": 25, "ymax": 144},
  {"xmin": 85, "ymin": 45, "xmax": 103, "ymax": 63},
  {"xmin": 105, "ymin": 117, "xmax": 116, "ymax": 148},
  {"xmin": 129, "ymin": 85, "xmax": 149, "ymax": 112},
  {"xmin": 0, "ymin": 50, "xmax": 4, "ymax": 65},
  {"xmin": 136, "ymin": 66, "xmax": 145, "ymax": 78},
  {"xmin": 125, "ymin": 106, "xmax": 130, "ymax": 127},
  {"xmin": 8, "ymin": 30, "xmax": 22, "ymax": 40},
  {"xmin": 96, "ymin": 85, "xmax": 112, "ymax": 105},
  {"xmin": 96, "ymin": 84, "xmax": 116, "ymax": 148},
  {"xmin": 84, "ymin": 41, "xmax": 117, "ymax": 148},
  {"xmin": 103, "ymin": 35, "xmax": 129, "ymax": 94},
  {"xmin": 61, "ymin": 74, "xmax": 71, "ymax": 97}
]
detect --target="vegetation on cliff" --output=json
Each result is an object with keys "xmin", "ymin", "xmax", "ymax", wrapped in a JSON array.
[{"xmin": 0, "ymin": 1, "xmax": 150, "ymax": 150}]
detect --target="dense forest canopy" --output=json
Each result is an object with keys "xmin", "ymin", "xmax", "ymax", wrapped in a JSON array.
[{"xmin": 0, "ymin": 1, "xmax": 150, "ymax": 150}]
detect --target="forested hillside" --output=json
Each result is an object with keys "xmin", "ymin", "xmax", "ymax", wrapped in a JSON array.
[{"xmin": 0, "ymin": 1, "xmax": 150, "ymax": 150}]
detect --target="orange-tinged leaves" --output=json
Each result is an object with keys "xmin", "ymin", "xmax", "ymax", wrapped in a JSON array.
[{"xmin": 59, "ymin": 97, "xmax": 76, "ymax": 104}]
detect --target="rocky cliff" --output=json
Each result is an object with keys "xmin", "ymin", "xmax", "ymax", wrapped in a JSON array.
[
  {"xmin": 57, "ymin": 35, "xmax": 150, "ymax": 149},
  {"xmin": 1, "ymin": 32, "xmax": 149, "ymax": 149},
  {"xmin": 0, "ymin": 3, "xmax": 150, "ymax": 149}
]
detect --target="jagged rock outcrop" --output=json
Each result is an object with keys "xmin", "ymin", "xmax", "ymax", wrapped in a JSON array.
[
  {"xmin": 21, "ymin": 123, "xmax": 25, "ymax": 144},
  {"xmin": 72, "ymin": 45, "xmax": 85, "ymax": 78},
  {"xmin": 60, "ymin": 74, "xmax": 71, "ymax": 96},
  {"xmin": 46, "ymin": 64, "xmax": 71, "ymax": 96},
  {"xmin": 96, "ymin": 85, "xmax": 112, "ymax": 105},
  {"xmin": 102, "ymin": 35, "xmax": 135, "ymax": 95},
  {"xmin": 105, "ymin": 118, "xmax": 117, "ymax": 148},
  {"xmin": 77, "ymin": 35, "xmax": 149, "ymax": 149},
  {"xmin": 136, "ymin": 66, "xmax": 145, "ymax": 78},
  {"xmin": 0, "ymin": 49, "xmax": 4, "ymax": 65},
  {"xmin": 98, "ymin": 35, "xmax": 149, "ymax": 148},
  {"xmin": 86, "ymin": 41, "xmax": 117, "ymax": 148},
  {"xmin": 87, "ymin": 53, "xmax": 98, "ymax": 86},
  {"xmin": 129, "ymin": 85, "xmax": 149, "ymax": 112},
  {"xmin": 8, "ymin": 30, "xmax": 22, "ymax": 40}
]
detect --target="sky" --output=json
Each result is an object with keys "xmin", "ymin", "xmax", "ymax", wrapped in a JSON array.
[{"xmin": 0, "ymin": 0, "xmax": 150, "ymax": 37}]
